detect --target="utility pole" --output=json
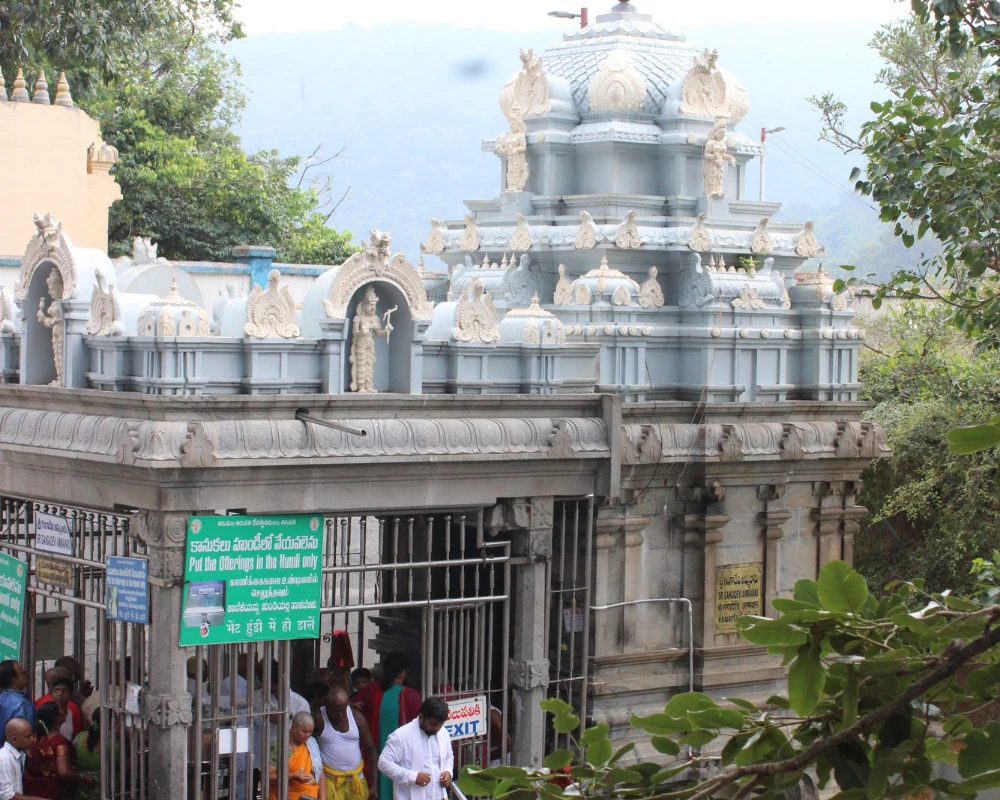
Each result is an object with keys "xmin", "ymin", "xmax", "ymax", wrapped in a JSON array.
[{"xmin": 759, "ymin": 125, "xmax": 786, "ymax": 202}]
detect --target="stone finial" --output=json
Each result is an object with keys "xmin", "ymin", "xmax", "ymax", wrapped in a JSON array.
[
  {"xmin": 11, "ymin": 69, "xmax": 29, "ymax": 102},
  {"xmin": 0, "ymin": 68, "xmax": 7, "ymax": 103},
  {"xmin": 32, "ymin": 71, "xmax": 50, "ymax": 104},
  {"xmin": 54, "ymin": 72, "xmax": 73, "ymax": 107}
]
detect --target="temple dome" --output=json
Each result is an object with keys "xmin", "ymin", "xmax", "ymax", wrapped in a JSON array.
[
  {"xmin": 505, "ymin": 4, "xmax": 748, "ymax": 121},
  {"xmin": 498, "ymin": 294, "xmax": 566, "ymax": 344}
]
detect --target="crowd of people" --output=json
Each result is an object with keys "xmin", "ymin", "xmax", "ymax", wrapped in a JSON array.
[
  {"xmin": 0, "ymin": 650, "xmax": 501, "ymax": 800},
  {"xmin": 270, "ymin": 652, "xmax": 462, "ymax": 800},
  {"xmin": 0, "ymin": 658, "xmax": 105, "ymax": 800}
]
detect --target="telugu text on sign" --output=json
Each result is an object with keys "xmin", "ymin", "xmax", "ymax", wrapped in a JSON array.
[
  {"xmin": 445, "ymin": 695, "xmax": 488, "ymax": 741},
  {"xmin": 34, "ymin": 512, "xmax": 72, "ymax": 556},
  {"xmin": 0, "ymin": 553, "xmax": 26, "ymax": 661},
  {"xmin": 715, "ymin": 562, "xmax": 763, "ymax": 634},
  {"xmin": 106, "ymin": 556, "xmax": 149, "ymax": 624},
  {"xmin": 180, "ymin": 515, "xmax": 323, "ymax": 646}
]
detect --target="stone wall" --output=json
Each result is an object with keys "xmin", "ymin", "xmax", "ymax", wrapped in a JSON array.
[{"xmin": 0, "ymin": 74, "xmax": 120, "ymax": 255}]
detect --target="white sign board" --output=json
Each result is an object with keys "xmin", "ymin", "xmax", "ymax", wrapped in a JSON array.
[
  {"xmin": 34, "ymin": 513, "xmax": 72, "ymax": 556},
  {"xmin": 445, "ymin": 695, "xmax": 488, "ymax": 741}
]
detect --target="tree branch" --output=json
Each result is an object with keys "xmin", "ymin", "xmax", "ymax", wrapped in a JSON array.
[{"xmin": 668, "ymin": 610, "xmax": 1000, "ymax": 800}]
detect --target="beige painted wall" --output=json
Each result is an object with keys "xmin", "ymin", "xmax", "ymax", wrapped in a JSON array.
[{"xmin": 0, "ymin": 100, "xmax": 121, "ymax": 257}]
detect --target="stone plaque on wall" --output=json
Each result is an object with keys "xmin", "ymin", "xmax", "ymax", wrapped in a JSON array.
[{"xmin": 715, "ymin": 562, "xmax": 764, "ymax": 634}]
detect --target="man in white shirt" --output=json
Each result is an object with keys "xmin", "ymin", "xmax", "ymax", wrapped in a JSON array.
[
  {"xmin": 378, "ymin": 698, "xmax": 453, "ymax": 800},
  {"xmin": 0, "ymin": 719, "xmax": 43, "ymax": 800}
]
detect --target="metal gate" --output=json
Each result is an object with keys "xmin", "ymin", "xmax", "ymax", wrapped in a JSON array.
[
  {"xmin": 0, "ymin": 496, "xmax": 148, "ymax": 800},
  {"xmin": 546, "ymin": 498, "xmax": 594, "ymax": 748},
  {"xmin": 319, "ymin": 510, "xmax": 510, "ymax": 771},
  {"xmin": 187, "ymin": 507, "xmax": 511, "ymax": 800}
]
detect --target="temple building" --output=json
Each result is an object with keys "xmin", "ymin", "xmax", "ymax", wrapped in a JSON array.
[{"xmin": 0, "ymin": 4, "xmax": 886, "ymax": 799}]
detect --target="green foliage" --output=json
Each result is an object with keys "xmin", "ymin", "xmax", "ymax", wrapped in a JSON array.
[
  {"xmin": 855, "ymin": 304, "xmax": 1000, "ymax": 595},
  {"xmin": 2, "ymin": 1, "xmax": 356, "ymax": 264},
  {"xmin": 463, "ymin": 561, "xmax": 1000, "ymax": 800},
  {"xmin": 0, "ymin": 0, "xmax": 242, "ymax": 92},
  {"xmin": 826, "ymin": 4, "xmax": 1000, "ymax": 340}
]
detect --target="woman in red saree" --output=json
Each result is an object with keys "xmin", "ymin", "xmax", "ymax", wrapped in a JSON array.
[
  {"xmin": 24, "ymin": 702, "xmax": 94, "ymax": 800},
  {"xmin": 350, "ymin": 653, "xmax": 420, "ymax": 800}
]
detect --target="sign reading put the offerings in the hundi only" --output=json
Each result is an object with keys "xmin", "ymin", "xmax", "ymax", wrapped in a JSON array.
[
  {"xmin": 180, "ymin": 514, "xmax": 323, "ymax": 646},
  {"xmin": 715, "ymin": 562, "xmax": 764, "ymax": 634}
]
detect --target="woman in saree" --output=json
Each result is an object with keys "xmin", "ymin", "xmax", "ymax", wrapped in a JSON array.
[
  {"xmin": 350, "ymin": 653, "xmax": 420, "ymax": 800},
  {"xmin": 24, "ymin": 702, "xmax": 94, "ymax": 800}
]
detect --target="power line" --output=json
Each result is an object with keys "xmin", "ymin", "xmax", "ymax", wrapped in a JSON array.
[{"xmin": 739, "ymin": 113, "xmax": 880, "ymax": 213}]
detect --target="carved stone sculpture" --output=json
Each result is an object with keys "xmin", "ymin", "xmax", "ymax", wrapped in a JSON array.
[
  {"xmin": 423, "ymin": 219, "xmax": 445, "ymax": 254},
  {"xmin": 34, "ymin": 213, "xmax": 62, "ymax": 255},
  {"xmin": 499, "ymin": 48, "xmax": 552, "ymax": 121},
  {"xmin": 37, "ymin": 270, "xmax": 65, "ymax": 386},
  {"xmin": 511, "ymin": 213, "xmax": 533, "ymax": 251},
  {"xmin": 499, "ymin": 253, "xmax": 542, "ymax": 307},
  {"xmin": 588, "ymin": 48, "xmax": 646, "ymax": 112},
  {"xmin": 638, "ymin": 266, "xmax": 664, "ymax": 308},
  {"xmin": 350, "ymin": 285, "xmax": 392, "ymax": 393},
  {"xmin": 497, "ymin": 104, "xmax": 529, "ymax": 193},
  {"xmin": 732, "ymin": 286, "xmax": 766, "ymax": 310},
  {"xmin": 553, "ymin": 265, "xmax": 574, "ymax": 305},
  {"xmin": 10, "ymin": 69, "xmax": 28, "ymax": 103},
  {"xmin": 795, "ymin": 221, "xmax": 824, "ymax": 258},
  {"xmin": 244, "ymin": 269, "xmax": 300, "ymax": 339},
  {"xmin": 460, "ymin": 215, "xmax": 479, "ymax": 252},
  {"xmin": 678, "ymin": 48, "xmax": 750, "ymax": 122},
  {"xmin": 751, "ymin": 218, "xmax": 773, "ymax": 255},
  {"xmin": 86, "ymin": 274, "xmax": 124, "ymax": 336},
  {"xmin": 615, "ymin": 211, "xmax": 640, "ymax": 249},
  {"xmin": 688, "ymin": 213, "xmax": 712, "ymax": 252},
  {"xmin": 452, "ymin": 280, "xmax": 500, "ymax": 343},
  {"xmin": 831, "ymin": 291, "xmax": 851, "ymax": 312},
  {"xmin": 704, "ymin": 117, "xmax": 736, "ymax": 197},
  {"xmin": 575, "ymin": 210, "xmax": 596, "ymax": 249}
]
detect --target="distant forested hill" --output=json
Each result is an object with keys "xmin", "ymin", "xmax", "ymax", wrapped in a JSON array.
[{"xmin": 227, "ymin": 18, "xmax": 906, "ymax": 276}]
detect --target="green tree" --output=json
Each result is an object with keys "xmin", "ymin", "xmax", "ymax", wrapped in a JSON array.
[
  {"xmin": 0, "ymin": 0, "xmax": 242, "ymax": 90},
  {"xmin": 811, "ymin": 3, "xmax": 1000, "ymax": 342},
  {"xmin": 855, "ymin": 304, "xmax": 1000, "ymax": 595},
  {"xmin": 460, "ymin": 560, "xmax": 1000, "ymax": 800},
  {"xmin": 2, "ymin": 0, "xmax": 357, "ymax": 264}
]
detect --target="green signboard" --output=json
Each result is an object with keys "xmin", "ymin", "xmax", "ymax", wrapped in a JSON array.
[
  {"xmin": 0, "ymin": 552, "xmax": 26, "ymax": 661},
  {"xmin": 180, "ymin": 514, "xmax": 323, "ymax": 646}
]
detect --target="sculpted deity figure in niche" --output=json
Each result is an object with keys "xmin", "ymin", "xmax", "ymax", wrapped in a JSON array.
[
  {"xmin": 37, "ymin": 269, "xmax": 65, "ymax": 386},
  {"xmin": 703, "ymin": 117, "xmax": 736, "ymax": 197},
  {"xmin": 497, "ymin": 103, "xmax": 529, "ymax": 192},
  {"xmin": 349, "ymin": 285, "xmax": 394, "ymax": 394}
]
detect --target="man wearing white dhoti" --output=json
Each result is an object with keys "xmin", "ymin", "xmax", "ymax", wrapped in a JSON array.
[{"xmin": 377, "ymin": 698, "xmax": 453, "ymax": 800}]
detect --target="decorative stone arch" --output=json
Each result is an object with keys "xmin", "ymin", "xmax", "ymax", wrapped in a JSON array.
[
  {"xmin": 17, "ymin": 214, "xmax": 79, "ymax": 302},
  {"xmin": 323, "ymin": 230, "xmax": 434, "ymax": 321}
]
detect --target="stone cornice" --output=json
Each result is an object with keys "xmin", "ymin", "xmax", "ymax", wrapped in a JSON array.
[
  {"xmin": 621, "ymin": 420, "xmax": 890, "ymax": 464},
  {"xmin": 0, "ymin": 405, "xmax": 609, "ymax": 468}
]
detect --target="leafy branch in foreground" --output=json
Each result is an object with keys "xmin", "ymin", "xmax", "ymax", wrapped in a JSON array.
[{"xmin": 459, "ymin": 559, "xmax": 1000, "ymax": 800}]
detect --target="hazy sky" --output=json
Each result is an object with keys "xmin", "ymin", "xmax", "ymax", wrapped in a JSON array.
[{"xmin": 236, "ymin": 0, "xmax": 908, "ymax": 35}]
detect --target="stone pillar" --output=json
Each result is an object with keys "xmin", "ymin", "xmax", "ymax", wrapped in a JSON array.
[
  {"xmin": 679, "ymin": 481, "xmax": 729, "ymax": 647},
  {"xmin": 132, "ymin": 512, "xmax": 192, "ymax": 800},
  {"xmin": 758, "ymin": 483, "xmax": 790, "ymax": 616},
  {"xmin": 233, "ymin": 245, "xmax": 277, "ymax": 292},
  {"xmin": 812, "ymin": 482, "xmax": 844, "ymax": 568},
  {"xmin": 508, "ymin": 497, "xmax": 552, "ymax": 769},
  {"xmin": 811, "ymin": 480, "xmax": 867, "ymax": 570},
  {"xmin": 842, "ymin": 481, "xmax": 867, "ymax": 567}
]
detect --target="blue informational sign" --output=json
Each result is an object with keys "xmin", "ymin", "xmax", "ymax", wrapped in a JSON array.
[{"xmin": 105, "ymin": 557, "xmax": 149, "ymax": 624}]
